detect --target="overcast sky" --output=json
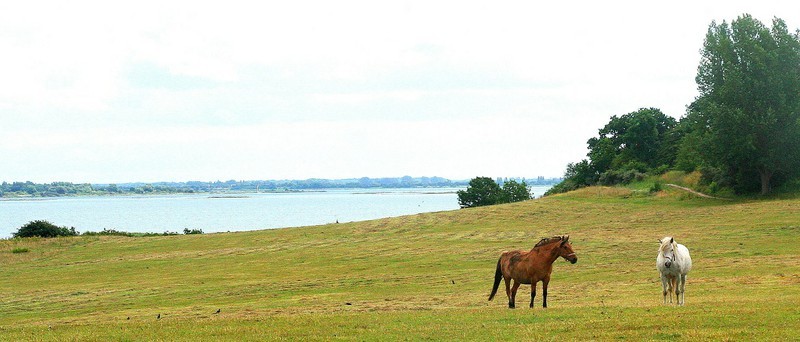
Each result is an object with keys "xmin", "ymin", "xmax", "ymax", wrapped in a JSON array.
[{"xmin": 2, "ymin": 1, "xmax": 799, "ymax": 183}]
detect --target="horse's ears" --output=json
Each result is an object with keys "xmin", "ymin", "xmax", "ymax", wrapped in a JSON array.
[
  {"xmin": 658, "ymin": 238, "xmax": 663, "ymax": 244},
  {"xmin": 670, "ymin": 237, "xmax": 674, "ymax": 244},
  {"xmin": 561, "ymin": 235, "xmax": 569, "ymax": 245}
]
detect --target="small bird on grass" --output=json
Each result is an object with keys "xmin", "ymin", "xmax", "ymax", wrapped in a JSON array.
[{"xmin": 214, "ymin": 309, "xmax": 221, "ymax": 314}]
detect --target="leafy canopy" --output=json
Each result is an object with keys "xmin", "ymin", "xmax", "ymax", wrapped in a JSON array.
[
  {"xmin": 687, "ymin": 14, "xmax": 800, "ymax": 194},
  {"xmin": 547, "ymin": 108, "xmax": 679, "ymax": 195},
  {"xmin": 457, "ymin": 177, "xmax": 531, "ymax": 208},
  {"xmin": 13, "ymin": 220, "xmax": 78, "ymax": 238}
]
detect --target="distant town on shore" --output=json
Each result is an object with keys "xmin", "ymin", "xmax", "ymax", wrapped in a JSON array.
[{"xmin": 1, "ymin": 176, "xmax": 562, "ymax": 198}]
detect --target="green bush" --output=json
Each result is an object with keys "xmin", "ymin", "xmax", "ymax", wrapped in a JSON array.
[
  {"xmin": 82, "ymin": 228, "xmax": 136, "ymax": 237},
  {"xmin": 598, "ymin": 169, "xmax": 645, "ymax": 186},
  {"xmin": 183, "ymin": 228, "xmax": 204, "ymax": 235},
  {"xmin": 649, "ymin": 181, "xmax": 663, "ymax": 193},
  {"xmin": 141, "ymin": 231, "xmax": 179, "ymax": 237},
  {"xmin": 12, "ymin": 247, "xmax": 30, "ymax": 253},
  {"xmin": 81, "ymin": 229, "xmax": 182, "ymax": 237},
  {"xmin": 13, "ymin": 220, "xmax": 78, "ymax": 238}
]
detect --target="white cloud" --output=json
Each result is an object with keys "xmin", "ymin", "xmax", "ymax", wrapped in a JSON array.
[{"xmin": 2, "ymin": 0, "xmax": 800, "ymax": 182}]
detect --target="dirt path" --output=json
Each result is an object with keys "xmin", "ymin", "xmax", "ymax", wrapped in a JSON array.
[{"xmin": 664, "ymin": 183, "xmax": 730, "ymax": 200}]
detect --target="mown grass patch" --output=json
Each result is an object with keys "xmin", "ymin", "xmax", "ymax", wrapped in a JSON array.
[{"xmin": 1, "ymin": 187, "xmax": 798, "ymax": 340}]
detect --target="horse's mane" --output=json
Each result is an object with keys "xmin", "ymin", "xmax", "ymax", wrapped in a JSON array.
[
  {"xmin": 659, "ymin": 236, "xmax": 676, "ymax": 252},
  {"xmin": 534, "ymin": 236, "xmax": 565, "ymax": 248}
]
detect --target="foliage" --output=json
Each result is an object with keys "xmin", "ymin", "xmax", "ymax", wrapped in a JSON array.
[
  {"xmin": 0, "ymin": 181, "xmax": 96, "ymax": 197},
  {"xmin": 685, "ymin": 14, "xmax": 800, "ymax": 195},
  {"xmin": 80, "ymin": 229, "xmax": 181, "ymax": 237},
  {"xmin": 587, "ymin": 108, "xmax": 678, "ymax": 173},
  {"xmin": 544, "ymin": 160, "xmax": 596, "ymax": 196},
  {"xmin": 457, "ymin": 177, "xmax": 532, "ymax": 208},
  {"xmin": 499, "ymin": 180, "xmax": 533, "ymax": 202},
  {"xmin": 598, "ymin": 169, "xmax": 646, "ymax": 186},
  {"xmin": 649, "ymin": 181, "xmax": 663, "ymax": 193},
  {"xmin": 548, "ymin": 108, "xmax": 681, "ymax": 195},
  {"xmin": 12, "ymin": 220, "xmax": 78, "ymax": 238},
  {"xmin": 457, "ymin": 177, "xmax": 503, "ymax": 208},
  {"xmin": 183, "ymin": 228, "xmax": 204, "ymax": 235},
  {"xmin": 81, "ymin": 229, "xmax": 138, "ymax": 237},
  {"xmin": 11, "ymin": 247, "xmax": 29, "ymax": 254}
]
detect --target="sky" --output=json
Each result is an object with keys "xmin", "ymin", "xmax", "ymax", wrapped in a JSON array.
[{"xmin": 2, "ymin": 1, "xmax": 800, "ymax": 184}]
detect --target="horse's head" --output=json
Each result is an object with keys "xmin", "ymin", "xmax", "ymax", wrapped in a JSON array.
[
  {"xmin": 659, "ymin": 237, "xmax": 677, "ymax": 268},
  {"xmin": 559, "ymin": 235, "xmax": 578, "ymax": 264}
]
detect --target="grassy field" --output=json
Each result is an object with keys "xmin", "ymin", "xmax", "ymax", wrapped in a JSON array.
[{"xmin": 2, "ymin": 186, "xmax": 799, "ymax": 340}]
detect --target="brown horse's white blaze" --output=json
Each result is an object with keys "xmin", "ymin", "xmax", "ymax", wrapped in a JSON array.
[{"xmin": 488, "ymin": 235, "xmax": 577, "ymax": 309}]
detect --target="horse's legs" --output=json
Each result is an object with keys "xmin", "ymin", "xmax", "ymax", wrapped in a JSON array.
[
  {"xmin": 509, "ymin": 280, "xmax": 520, "ymax": 309},
  {"xmin": 678, "ymin": 274, "xmax": 687, "ymax": 306},
  {"xmin": 670, "ymin": 277, "xmax": 678, "ymax": 304},
  {"xmin": 529, "ymin": 282, "xmax": 537, "ymax": 308},
  {"xmin": 503, "ymin": 276, "xmax": 511, "ymax": 302},
  {"xmin": 542, "ymin": 278, "xmax": 550, "ymax": 308},
  {"xmin": 660, "ymin": 275, "xmax": 669, "ymax": 304}
]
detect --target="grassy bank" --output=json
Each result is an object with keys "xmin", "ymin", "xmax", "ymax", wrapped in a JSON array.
[{"xmin": 1, "ymin": 186, "xmax": 799, "ymax": 340}]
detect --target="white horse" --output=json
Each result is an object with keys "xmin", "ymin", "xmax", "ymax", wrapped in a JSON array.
[{"xmin": 656, "ymin": 237, "xmax": 692, "ymax": 305}]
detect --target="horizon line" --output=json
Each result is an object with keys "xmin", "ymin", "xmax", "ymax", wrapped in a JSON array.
[{"xmin": 3, "ymin": 175, "xmax": 564, "ymax": 185}]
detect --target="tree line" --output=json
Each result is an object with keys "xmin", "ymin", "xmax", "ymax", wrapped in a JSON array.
[
  {"xmin": 1, "ymin": 176, "xmax": 564, "ymax": 198},
  {"xmin": 548, "ymin": 14, "xmax": 800, "ymax": 196}
]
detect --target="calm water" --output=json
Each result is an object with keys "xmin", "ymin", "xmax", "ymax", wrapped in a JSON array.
[{"xmin": 0, "ymin": 186, "xmax": 552, "ymax": 238}]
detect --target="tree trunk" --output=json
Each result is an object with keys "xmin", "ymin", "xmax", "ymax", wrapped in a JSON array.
[{"xmin": 759, "ymin": 169, "xmax": 773, "ymax": 195}]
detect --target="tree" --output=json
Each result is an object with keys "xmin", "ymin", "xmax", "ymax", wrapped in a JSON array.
[
  {"xmin": 545, "ymin": 160, "xmax": 596, "ymax": 195},
  {"xmin": 689, "ymin": 15, "xmax": 800, "ymax": 194},
  {"xmin": 501, "ymin": 180, "xmax": 533, "ymax": 202},
  {"xmin": 548, "ymin": 108, "xmax": 679, "ymax": 195},
  {"xmin": 13, "ymin": 220, "xmax": 78, "ymax": 238},
  {"xmin": 587, "ymin": 108, "xmax": 678, "ymax": 174},
  {"xmin": 458, "ymin": 177, "xmax": 534, "ymax": 208},
  {"xmin": 457, "ymin": 177, "xmax": 503, "ymax": 208}
]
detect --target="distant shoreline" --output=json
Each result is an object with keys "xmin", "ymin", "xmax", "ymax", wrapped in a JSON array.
[{"xmin": 1, "ymin": 177, "xmax": 562, "ymax": 199}]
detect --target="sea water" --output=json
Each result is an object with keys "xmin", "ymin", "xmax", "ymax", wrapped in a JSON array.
[{"xmin": 0, "ymin": 186, "xmax": 552, "ymax": 238}]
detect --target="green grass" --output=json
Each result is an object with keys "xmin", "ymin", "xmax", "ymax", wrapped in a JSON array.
[{"xmin": 2, "ymin": 186, "xmax": 799, "ymax": 340}]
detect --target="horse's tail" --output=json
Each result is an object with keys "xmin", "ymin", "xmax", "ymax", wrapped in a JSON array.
[{"xmin": 488, "ymin": 257, "xmax": 503, "ymax": 301}]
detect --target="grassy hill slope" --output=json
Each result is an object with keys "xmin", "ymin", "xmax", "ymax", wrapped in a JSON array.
[{"xmin": 2, "ymin": 187, "xmax": 799, "ymax": 340}]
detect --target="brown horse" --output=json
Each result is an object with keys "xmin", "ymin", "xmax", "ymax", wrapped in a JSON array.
[{"xmin": 488, "ymin": 235, "xmax": 577, "ymax": 308}]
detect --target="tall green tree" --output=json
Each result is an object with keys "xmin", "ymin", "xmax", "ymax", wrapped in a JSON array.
[
  {"xmin": 689, "ymin": 15, "xmax": 800, "ymax": 194},
  {"xmin": 457, "ymin": 177, "xmax": 502, "ymax": 208},
  {"xmin": 587, "ymin": 108, "xmax": 678, "ymax": 173}
]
